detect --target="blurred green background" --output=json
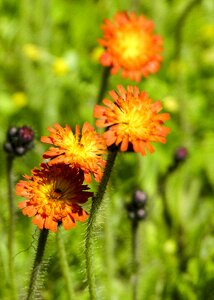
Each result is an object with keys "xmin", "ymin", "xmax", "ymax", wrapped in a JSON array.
[{"xmin": 0, "ymin": 0, "xmax": 214, "ymax": 299}]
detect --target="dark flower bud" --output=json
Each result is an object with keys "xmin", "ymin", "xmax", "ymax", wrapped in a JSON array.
[
  {"xmin": 3, "ymin": 142, "xmax": 14, "ymax": 154},
  {"xmin": 7, "ymin": 127, "xmax": 18, "ymax": 139},
  {"xmin": 3, "ymin": 125, "xmax": 34, "ymax": 157},
  {"xmin": 126, "ymin": 190, "xmax": 148, "ymax": 223},
  {"xmin": 127, "ymin": 210, "xmax": 136, "ymax": 220},
  {"xmin": 136, "ymin": 208, "xmax": 146, "ymax": 220},
  {"xmin": 18, "ymin": 126, "xmax": 34, "ymax": 144},
  {"xmin": 132, "ymin": 190, "xmax": 147, "ymax": 208},
  {"xmin": 167, "ymin": 147, "xmax": 188, "ymax": 173},
  {"xmin": 174, "ymin": 147, "xmax": 188, "ymax": 163},
  {"xmin": 15, "ymin": 146, "xmax": 26, "ymax": 156}
]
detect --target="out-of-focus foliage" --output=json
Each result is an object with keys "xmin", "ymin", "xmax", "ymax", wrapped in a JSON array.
[{"xmin": 0, "ymin": 0, "xmax": 213, "ymax": 299}]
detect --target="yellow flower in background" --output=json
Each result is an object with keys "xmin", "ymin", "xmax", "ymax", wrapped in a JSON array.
[
  {"xmin": 12, "ymin": 92, "xmax": 28, "ymax": 108},
  {"xmin": 91, "ymin": 47, "xmax": 104, "ymax": 62},
  {"xmin": 201, "ymin": 24, "xmax": 214, "ymax": 40},
  {"xmin": 52, "ymin": 58, "xmax": 69, "ymax": 76},
  {"xmin": 22, "ymin": 43, "xmax": 42, "ymax": 61},
  {"xmin": 164, "ymin": 239, "xmax": 177, "ymax": 254},
  {"xmin": 163, "ymin": 96, "xmax": 179, "ymax": 113}
]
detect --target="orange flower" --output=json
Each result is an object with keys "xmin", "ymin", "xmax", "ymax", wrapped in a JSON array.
[
  {"xmin": 41, "ymin": 122, "xmax": 107, "ymax": 183},
  {"xmin": 99, "ymin": 12, "xmax": 163, "ymax": 82},
  {"xmin": 94, "ymin": 85, "xmax": 170, "ymax": 156},
  {"xmin": 16, "ymin": 163, "xmax": 93, "ymax": 232}
]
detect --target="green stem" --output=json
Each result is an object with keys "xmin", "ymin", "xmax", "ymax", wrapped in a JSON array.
[
  {"xmin": 131, "ymin": 220, "xmax": 139, "ymax": 300},
  {"xmin": 85, "ymin": 150, "xmax": 118, "ymax": 300},
  {"xmin": 6, "ymin": 155, "xmax": 16, "ymax": 300},
  {"xmin": 159, "ymin": 176, "xmax": 173, "ymax": 231},
  {"xmin": 96, "ymin": 67, "xmax": 110, "ymax": 104},
  {"xmin": 26, "ymin": 229, "xmax": 49, "ymax": 300},
  {"xmin": 103, "ymin": 186, "xmax": 114, "ymax": 297},
  {"xmin": 173, "ymin": 0, "xmax": 202, "ymax": 60},
  {"xmin": 56, "ymin": 231, "xmax": 74, "ymax": 300},
  {"xmin": 131, "ymin": 0, "xmax": 140, "ymax": 11}
]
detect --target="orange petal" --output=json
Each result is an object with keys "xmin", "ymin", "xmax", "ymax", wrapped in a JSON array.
[
  {"xmin": 62, "ymin": 215, "xmax": 76, "ymax": 230},
  {"xmin": 18, "ymin": 201, "xmax": 27, "ymax": 209},
  {"xmin": 145, "ymin": 142, "xmax": 154, "ymax": 153},
  {"xmin": 32, "ymin": 215, "xmax": 45, "ymax": 230},
  {"xmin": 74, "ymin": 209, "xmax": 88, "ymax": 222},
  {"xmin": 120, "ymin": 136, "xmax": 129, "ymax": 151},
  {"xmin": 22, "ymin": 205, "xmax": 37, "ymax": 217},
  {"xmin": 45, "ymin": 216, "xmax": 58, "ymax": 232}
]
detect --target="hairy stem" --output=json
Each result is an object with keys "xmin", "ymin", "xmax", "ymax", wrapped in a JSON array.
[
  {"xmin": 7, "ymin": 155, "xmax": 16, "ymax": 300},
  {"xmin": 26, "ymin": 229, "xmax": 49, "ymax": 300},
  {"xmin": 131, "ymin": 220, "xmax": 139, "ymax": 300},
  {"xmin": 56, "ymin": 231, "xmax": 74, "ymax": 300},
  {"xmin": 85, "ymin": 150, "xmax": 118, "ymax": 299}
]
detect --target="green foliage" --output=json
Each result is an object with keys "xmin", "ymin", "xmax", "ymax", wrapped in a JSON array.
[{"xmin": 0, "ymin": 0, "xmax": 214, "ymax": 299}]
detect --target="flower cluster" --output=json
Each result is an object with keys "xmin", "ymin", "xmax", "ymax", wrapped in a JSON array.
[
  {"xmin": 17, "ymin": 122, "xmax": 107, "ymax": 231},
  {"xmin": 16, "ymin": 11, "xmax": 170, "ymax": 233}
]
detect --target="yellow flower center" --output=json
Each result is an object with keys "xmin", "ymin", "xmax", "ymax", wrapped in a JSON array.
[
  {"xmin": 62, "ymin": 132, "xmax": 100, "ymax": 162},
  {"xmin": 117, "ymin": 99, "xmax": 152, "ymax": 139},
  {"xmin": 113, "ymin": 26, "xmax": 149, "ymax": 66}
]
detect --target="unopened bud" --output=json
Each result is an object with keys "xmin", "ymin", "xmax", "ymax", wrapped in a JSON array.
[
  {"xmin": 126, "ymin": 190, "xmax": 148, "ymax": 223},
  {"xmin": 3, "ymin": 125, "xmax": 35, "ymax": 157},
  {"xmin": 18, "ymin": 126, "xmax": 34, "ymax": 144},
  {"xmin": 136, "ymin": 208, "xmax": 146, "ymax": 220},
  {"xmin": 133, "ymin": 190, "xmax": 147, "ymax": 208},
  {"xmin": 174, "ymin": 147, "xmax": 188, "ymax": 163},
  {"xmin": 15, "ymin": 146, "xmax": 26, "ymax": 156}
]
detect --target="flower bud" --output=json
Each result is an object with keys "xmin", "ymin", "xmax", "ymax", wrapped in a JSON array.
[
  {"xmin": 3, "ymin": 125, "xmax": 34, "ymax": 157},
  {"xmin": 174, "ymin": 147, "xmax": 188, "ymax": 163},
  {"xmin": 126, "ymin": 190, "xmax": 148, "ymax": 223},
  {"xmin": 18, "ymin": 126, "xmax": 34, "ymax": 144},
  {"xmin": 132, "ymin": 190, "xmax": 147, "ymax": 208},
  {"xmin": 136, "ymin": 208, "xmax": 146, "ymax": 220}
]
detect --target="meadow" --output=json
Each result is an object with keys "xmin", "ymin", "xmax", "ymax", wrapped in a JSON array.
[{"xmin": 0, "ymin": 0, "xmax": 214, "ymax": 299}]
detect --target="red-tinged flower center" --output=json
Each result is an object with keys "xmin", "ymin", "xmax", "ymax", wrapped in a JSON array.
[
  {"xmin": 17, "ymin": 164, "xmax": 93, "ymax": 231},
  {"xmin": 40, "ymin": 178, "xmax": 77, "ymax": 206}
]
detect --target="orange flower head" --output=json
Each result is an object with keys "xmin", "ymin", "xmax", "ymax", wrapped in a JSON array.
[
  {"xmin": 94, "ymin": 85, "xmax": 170, "ymax": 156},
  {"xmin": 99, "ymin": 12, "xmax": 163, "ymax": 82},
  {"xmin": 41, "ymin": 122, "xmax": 107, "ymax": 183},
  {"xmin": 16, "ymin": 163, "xmax": 93, "ymax": 232}
]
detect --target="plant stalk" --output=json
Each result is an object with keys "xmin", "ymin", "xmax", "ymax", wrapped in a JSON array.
[
  {"xmin": 26, "ymin": 229, "xmax": 49, "ymax": 300},
  {"xmin": 6, "ymin": 155, "xmax": 16, "ymax": 300},
  {"xmin": 131, "ymin": 220, "xmax": 139, "ymax": 300},
  {"xmin": 96, "ymin": 67, "xmax": 110, "ymax": 104},
  {"xmin": 85, "ymin": 150, "xmax": 118, "ymax": 299},
  {"xmin": 56, "ymin": 231, "xmax": 74, "ymax": 300}
]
